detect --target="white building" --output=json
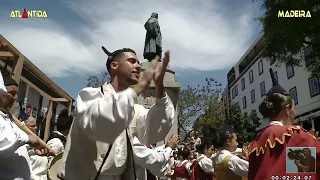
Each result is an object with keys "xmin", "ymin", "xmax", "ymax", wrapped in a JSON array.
[{"xmin": 227, "ymin": 33, "xmax": 320, "ymax": 131}]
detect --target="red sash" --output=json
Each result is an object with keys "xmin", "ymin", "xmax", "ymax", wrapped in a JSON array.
[
  {"xmin": 173, "ymin": 161, "xmax": 190, "ymax": 178},
  {"xmin": 146, "ymin": 144, "xmax": 153, "ymax": 149}
]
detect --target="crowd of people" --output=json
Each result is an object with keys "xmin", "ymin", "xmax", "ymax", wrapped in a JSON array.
[{"xmin": 1, "ymin": 47, "xmax": 320, "ymax": 180}]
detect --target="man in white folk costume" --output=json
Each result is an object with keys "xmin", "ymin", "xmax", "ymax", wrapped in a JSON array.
[
  {"xmin": 214, "ymin": 126, "xmax": 249, "ymax": 180},
  {"xmin": 22, "ymin": 116, "xmax": 49, "ymax": 180},
  {"xmin": 0, "ymin": 68, "xmax": 53, "ymax": 180},
  {"xmin": 57, "ymin": 47, "xmax": 175, "ymax": 180}
]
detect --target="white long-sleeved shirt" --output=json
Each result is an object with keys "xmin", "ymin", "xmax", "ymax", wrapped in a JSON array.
[
  {"xmin": 46, "ymin": 131, "xmax": 65, "ymax": 154},
  {"xmin": 58, "ymin": 83, "xmax": 175, "ymax": 180},
  {"xmin": 132, "ymin": 137, "xmax": 172, "ymax": 179},
  {"xmin": 0, "ymin": 111, "xmax": 31, "ymax": 180},
  {"xmin": 197, "ymin": 154, "xmax": 214, "ymax": 174},
  {"xmin": 215, "ymin": 149, "xmax": 249, "ymax": 177},
  {"xmin": 28, "ymin": 152, "xmax": 49, "ymax": 180}
]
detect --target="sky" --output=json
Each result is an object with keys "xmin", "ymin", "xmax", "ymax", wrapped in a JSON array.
[{"xmin": 1, "ymin": 0, "xmax": 264, "ymax": 99}]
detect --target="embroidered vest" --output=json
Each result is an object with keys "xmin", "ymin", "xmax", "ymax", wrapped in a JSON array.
[
  {"xmin": 190, "ymin": 157, "xmax": 215, "ymax": 180},
  {"xmin": 94, "ymin": 84, "xmax": 141, "ymax": 179},
  {"xmin": 214, "ymin": 155, "xmax": 242, "ymax": 180},
  {"xmin": 173, "ymin": 161, "xmax": 190, "ymax": 178}
]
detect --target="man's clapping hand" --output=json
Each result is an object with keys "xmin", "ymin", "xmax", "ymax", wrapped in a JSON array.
[
  {"xmin": 154, "ymin": 51, "xmax": 169, "ymax": 85},
  {"xmin": 28, "ymin": 134, "xmax": 55, "ymax": 156},
  {"xmin": 166, "ymin": 134, "xmax": 179, "ymax": 149},
  {"xmin": 132, "ymin": 55, "xmax": 159, "ymax": 95}
]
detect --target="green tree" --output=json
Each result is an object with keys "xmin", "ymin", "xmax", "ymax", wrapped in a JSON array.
[
  {"xmin": 196, "ymin": 100, "xmax": 225, "ymax": 146},
  {"xmin": 228, "ymin": 104, "xmax": 261, "ymax": 146},
  {"xmin": 86, "ymin": 71, "xmax": 110, "ymax": 88},
  {"xmin": 177, "ymin": 78, "xmax": 223, "ymax": 139},
  {"xmin": 253, "ymin": 0, "xmax": 320, "ymax": 76}
]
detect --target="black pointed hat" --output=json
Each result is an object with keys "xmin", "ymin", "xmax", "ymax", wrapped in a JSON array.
[
  {"xmin": 267, "ymin": 68, "xmax": 289, "ymax": 96},
  {"xmin": 1, "ymin": 60, "xmax": 18, "ymax": 87},
  {"xmin": 102, "ymin": 46, "xmax": 131, "ymax": 72}
]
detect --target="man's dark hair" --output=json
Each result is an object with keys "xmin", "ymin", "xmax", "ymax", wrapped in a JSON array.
[
  {"xmin": 303, "ymin": 148, "xmax": 311, "ymax": 153},
  {"xmin": 102, "ymin": 47, "xmax": 136, "ymax": 74},
  {"xmin": 219, "ymin": 125, "xmax": 235, "ymax": 146},
  {"xmin": 178, "ymin": 149, "xmax": 190, "ymax": 160},
  {"xmin": 56, "ymin": 109, "xmax": 73, "ymax": 132}
]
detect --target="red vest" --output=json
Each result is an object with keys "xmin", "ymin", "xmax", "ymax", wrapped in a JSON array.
[
  {"xmin": 190, "ymin": 157, "xmax": 215, "ymax": 180},
  {"xmin": 146, "ymin": 144, "xmax": 157, "ymax": 180},
  {"xmin": 173, "ymin": 161, "xmax": 190, "ymax": 178}
]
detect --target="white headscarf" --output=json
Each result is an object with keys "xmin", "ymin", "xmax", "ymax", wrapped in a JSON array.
[{"xmin": 0, "ymin": 71, "xmax": 7, "ymax": 93}]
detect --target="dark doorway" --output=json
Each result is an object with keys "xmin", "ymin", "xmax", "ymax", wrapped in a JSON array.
[
  {"xmin": 302, "ymin": 120, "xmax": 313, "ymax": 131},
  {"xmin": 313, "ymin": 117, "xmax": 320, "ymax": 134}
]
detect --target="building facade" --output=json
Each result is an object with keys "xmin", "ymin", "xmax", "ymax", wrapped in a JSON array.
[
  {"xmin": 0, "ymin": 34, "xmax": 74, "ymax": 141},
  {"xmin": 227, "ymin": 33, "xmax": 320, "ymax": 131},
  {"xmin": 215, "ymin": 87, "xmax": 229, "ymax": 117},
  {"xmin": 138, "ymin": 62, "xmax": 180, "ymax": 145}
]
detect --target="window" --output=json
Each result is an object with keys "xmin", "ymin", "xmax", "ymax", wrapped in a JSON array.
[
  {"xmin": 249, "ymin": 70, "xmax": 254, "ymax": 83},
  {"xmin": 286, "ymin": 63, "xmax": 294, "ymax": 79},
  {"xmin": 235, "ymin": 85, "xmax": 238, "ymax": 96},
  {"xmin": 260, "ymin": 81, "xmax": 266, "ymax": 97},
  {"xmin": 231, "ymin": 85, "xmax": 238, "ymax": 99},
  {"xmin": 242, "ymin": 96, "xmax": 247, "ymax": 109},
  {"xmin": 304, "ymin": 45, "xmax": 314, "ymax": 67},
  {"xmin": 308, "ymin": 77, "xmax": 320, "ymax": 97},
  {"xmin": 251, "ymin": 89, "xmax": 255, "ymax": 103},
  {"xmin": 241, "ymin": 78, "xmax": 245, "ymax": 90},
  {"xmin": 232, "ymin": 87, "xmax": 235, "ymax": 99},
  {"xmin": 289, "ymin": 87, "xmax": 298, "ymax": 104},
  {"xmin": 258, "ymin": 60, "xmax": 263, "ymax": 75},
  {"xmin": 273, "ymin": 71, "xmax": 278, "ymax": 84}
]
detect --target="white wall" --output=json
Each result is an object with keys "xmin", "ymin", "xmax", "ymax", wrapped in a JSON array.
[{"xmin": 229, "ymin": 57, "xmax": 320, "ymax": 127}]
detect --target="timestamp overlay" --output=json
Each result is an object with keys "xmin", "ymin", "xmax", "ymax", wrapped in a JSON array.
[{"xmin": 270, "ymin": 175, "xmax": 312, "ymax": 180}]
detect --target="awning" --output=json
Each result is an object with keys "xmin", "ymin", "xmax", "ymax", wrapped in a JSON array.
[{"xmin": 295, "ymin": 111, "xmax": 320, "ymax": 123}]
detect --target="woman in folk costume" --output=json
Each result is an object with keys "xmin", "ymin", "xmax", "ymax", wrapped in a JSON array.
[
  {"xmin": 248, "ymin": 68, "xmax": 320, "ymax": 180},
  {"xmin": 57, "ymin": 47, "xmax": 175, "ymax": 180},
  {"xmin": 144, "ymin": 135, "xmax": 180, "ymax": 180},
  {"xmin": 169, "ymin": 148, "xmax": 192, "ymax": 180},
  {"xmin": 213, "ymin": 126, "xmax": 249, "ymax": 180},
  {"xmin": 143, "ymin": 135, "xmax": 179, "ymax": 180},
  {"xmin": 190, "ymin": 139, "xmax": 215, "ymax": 180},
  {"xmin": 0, "ymin": 66, "xmax": 53, "ymax": 180}
]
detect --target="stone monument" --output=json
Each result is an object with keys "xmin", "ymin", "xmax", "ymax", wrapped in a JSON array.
[
  {"xmin": 138, "ymin": 62, "xmax": 180, "ymax": 145},
  {"xmin": 143, "ymin": 12, "xmax": 162, "ymax": 61}
]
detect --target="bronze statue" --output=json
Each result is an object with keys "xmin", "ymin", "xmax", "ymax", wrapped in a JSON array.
[{"xmin": 143, "ymin": 12, "xmax": 162, "ymax": 61}]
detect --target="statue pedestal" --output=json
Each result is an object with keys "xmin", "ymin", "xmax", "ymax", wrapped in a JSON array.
[{"xmin": 138, "ymin": 62, "xmax": 179, "ymax": 145}]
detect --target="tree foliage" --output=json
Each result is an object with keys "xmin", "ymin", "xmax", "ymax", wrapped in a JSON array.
[
  {"xmin": 196, "ymin": 100, "xmax": 225, "ymax": 146},
  {"xmin": 253, "ymin": 0, "xmax": 320, "ymax": 76},
  {"xmin": 177, "ymin": 77, "xmax": 223, "ymax": 138},
  {"xmin": 228, "ymin": 104, "xmax": 261, "ymax": 146},
  {"xmin": 86, "ymin": 71, "xmax": 110, "ymax": 88}
]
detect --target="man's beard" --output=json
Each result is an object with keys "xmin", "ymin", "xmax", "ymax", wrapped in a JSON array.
[{"xmin": 127, "ymin": 77, "xmax": 139, "ymax": 86}]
